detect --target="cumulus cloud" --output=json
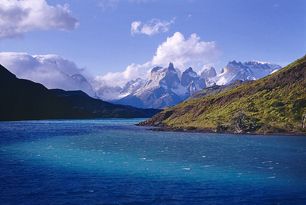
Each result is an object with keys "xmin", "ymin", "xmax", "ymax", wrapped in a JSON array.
[
  {"xmin": 94, "ymin": 62, "xmax": 152, "ymax": 88},
  {"xmin": 96, "ymin": 32, "xmax": 219, "ymax": 88},
  {"xmin": 131, "ymin": 18, "xmax": 175, "ymax": 36},
  {"xmin": 0, "ymin": 52, "xmax": 95, "ymax": 96},
  {"xmin": 152, "ymin": 32, "xmax": 218, "ymax": 69},
  {"xmin": 0, "ymin": 0, "xmax": 78, "ymax": 39},
  {"xmin": 0, "ymin": 32, "xmax": 219, "ymax": 99}
]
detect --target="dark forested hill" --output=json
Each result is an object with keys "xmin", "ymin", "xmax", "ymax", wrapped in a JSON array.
[{"xmin": 0, "ymin": 64, "xmax": 160, "ymax": 121}]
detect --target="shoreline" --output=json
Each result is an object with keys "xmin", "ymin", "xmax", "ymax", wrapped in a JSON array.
[{"xmin": 138, "ymin": 124, "xmax": 306, "ymax": 137}]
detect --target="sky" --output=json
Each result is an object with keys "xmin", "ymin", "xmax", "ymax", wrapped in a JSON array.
[{"xmin": 0, "ymin": 0, "xmax": 305, "ymax": 87}]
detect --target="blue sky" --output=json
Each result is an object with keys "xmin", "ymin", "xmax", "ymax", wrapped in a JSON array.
[{"xmin": 0, "ymin": 0, "xmax": 305, "ymax": 76}]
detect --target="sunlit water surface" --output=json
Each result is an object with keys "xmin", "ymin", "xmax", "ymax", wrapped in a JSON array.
[{"xmin": 0, "ymin": 119, "xmax": 306, "ymax": 204}]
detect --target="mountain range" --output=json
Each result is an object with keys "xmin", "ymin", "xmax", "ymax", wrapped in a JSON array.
[
  {"xmin": 109, "ymin": 61, "xmax": 281, "ymax": 108},
  {"xmin": 0, "ymin": 64, "xmax": 159, "ymax": 121},
  {"xmin": 1, "ymin": 57, "xmax": 282, "ymax": 110},
  {"xmin": 139, "ymin": 56, "xmax": 306, "ymax": 134}
]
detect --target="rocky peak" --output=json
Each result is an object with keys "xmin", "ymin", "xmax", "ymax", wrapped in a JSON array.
[
  {"xmin": 121, "ymin": 78, "xmax": 145, "ymax": 95},
  {"xmin": 201, "ymin": 67, "xmax": 217, "ymax": 79},
  {"xmin": 168, "ymin": 62, "xmax": 175, "ymax": 71},
  {"xmin": 159, "ymin": 63, "xmax": 180, "ymax": 89},
  {"xmin": 144, "ymin": 63, "xmax": 181, "ymax": 93},
  {"xmin": 181, "ymin": 67, "xmax": 199, "ymax": 86},
  {"xmin": 215, "ymin": 60, "xmax": 281, "ymax": 85},
  {"xmin": 226, "ymin": 61, "xmax": 246, "ymax": 71}
]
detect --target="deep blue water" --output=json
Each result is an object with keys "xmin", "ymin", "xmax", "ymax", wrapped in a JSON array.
[{"xmin": 0, "ymin": 119, "xmax": 306, "ymax": 205}]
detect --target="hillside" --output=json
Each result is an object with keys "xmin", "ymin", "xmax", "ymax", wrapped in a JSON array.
[
  {"xmin": 140, "ymin": 56, "xmax": 306, "ymax": 134},
  {"xmin": 0, "ymin": 64, "xmax": 160, "ymax": 121}
]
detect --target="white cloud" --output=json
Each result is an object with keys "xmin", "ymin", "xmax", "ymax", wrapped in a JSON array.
[
  {"xmin": 0, "ymin": 0, "xmax": 78, "ymax": 39},
  {"xmin": 152, "ymin": 32, "xmax": 218, "ymax": 69},
  {"xmin": 0, "ymin": 32, "xmax": 219, "ymax": 99},
  {"xmin": 94, "ymin": 62, "xmax": 152, "ymax": 87},
  {"xmin": 0, "ymin": 52, "xmax": 95, "ymax": 96},
  {"xmin": 131, "ymin": 18, "xmax": 175, "ymax": 36},
  {"xmin": 96, "ymin": 32, "xmax": 219, "ymax": 88},
  {"xmin": 131, "ymin": 21, "xmax": 142, "ymax": 34}
]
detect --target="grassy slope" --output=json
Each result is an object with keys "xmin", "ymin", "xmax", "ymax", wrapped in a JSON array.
[{"xmin": 141, "ymin": 56, "xmax": 306, "ymax": 134}]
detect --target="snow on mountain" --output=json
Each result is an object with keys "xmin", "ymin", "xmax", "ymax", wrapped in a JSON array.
[
  {"xmin": 181, "ymin": 67, "xmax": 206, "ymax": 96},
  {"xmin": 111, "ymin": 63, "xmax": 206, "ymax": 108},
  {"xmin": 120, "ymin": 78, "xmax": 146, "ymax": 98},
  {"xmin": 214, "ymin": 61, "xmax": 281, "ymax": 85},
  {"xmin": 96, "ymin": 61, "xmax": 281, "ymax": 109},
  {"xmin": 200, "ymin": 67, "xmax": 217, "ymax": 86},
  {"xmin": 140, "ymin": 63, "xmax": 180, "ymax": 92},
  {"xmin": 129, "ymin": 63, "xmax": 186, "ymax": 108}
]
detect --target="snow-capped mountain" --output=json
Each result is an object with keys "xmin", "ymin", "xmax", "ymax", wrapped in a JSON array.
[
  {"xmin": 200, "ymin": 67, "xmax": 217, "ymax": 86},
  {"xmin": 120, "ymin": 78, "xmax": 146, "ymax": 98},
  {"xmin": 181, "ymin": 67, "xmax": 206, "ymax": 96},
  {"xmin": 139, "ymin": 63, "xmax": 187, "ymax": 97},
  {"xmin": 0, "ymin": 52, "xmax": 281, "ymax": 109},
  {"xmin": 97, "ymin": 61, "xmax": 281, "ymax": 109},
  {"xmin": 113, "ymin": 63, "xmax": 206, "ymax": 108},
  {"xmin": 214, "ymin": 61, "xmax": 281, "ymax": 85}
]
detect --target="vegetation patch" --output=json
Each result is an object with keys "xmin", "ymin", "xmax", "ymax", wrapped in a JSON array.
[{"xmin": 140, "ymin": 55, "xmax": 306, "ymax": 135}]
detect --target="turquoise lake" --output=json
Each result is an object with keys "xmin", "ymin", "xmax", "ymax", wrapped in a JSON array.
[{"xmin": 0, "ymin": 119, "xmax": 306, "ymax": 204}]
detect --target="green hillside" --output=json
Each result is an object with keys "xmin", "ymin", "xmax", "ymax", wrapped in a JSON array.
[{"xmin": 140, "ymin": 56, "xmax": 306, "ymax": 134}]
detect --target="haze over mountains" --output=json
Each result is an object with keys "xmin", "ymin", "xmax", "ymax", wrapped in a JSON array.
[
  {"xmin": 1, "ymin": 53, "xmax": 281, "ymax": 109},
  {"xmin": 0, "ymin": 53, "xmax": 96, "ymax": 97},
  {"xmin": 0, "ymin": 64, "xmax": 159, "ymax": 121}
]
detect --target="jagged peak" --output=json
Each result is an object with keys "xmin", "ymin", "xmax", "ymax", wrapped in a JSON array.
[
  {"xmin": 150, "ymin": 63, "xmax": 176, "ymax": 74},
  {"xmin": 168, "ymin": 62, "xmax": 175, "ymax": 70},
  {"xmin": 185, "ymin": 67, "xmax": 194, "ymax": 72},
  {"xmin": 201, "ymin": 66, "xmax": 217, "ymax": 79},
  {"xmin": 182, "ymin": 67, "xmax": 198, "ymax": 78},
  {"xmin": 228, "ymin": 60, "xmax": 244, "ymax": 66}
]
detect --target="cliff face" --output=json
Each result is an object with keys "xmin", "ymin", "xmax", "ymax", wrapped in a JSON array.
[{"xmin": 139, "ymin": 56, "xmax": 306, "ymax": 135}]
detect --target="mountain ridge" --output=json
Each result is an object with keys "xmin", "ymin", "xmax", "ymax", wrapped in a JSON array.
[
  {"xmin": 139, "ymin": 56, "xmax": 306, "ymax": 135},
  {"xmin": 110, "ymin": 61, "xmax": 280, "ymax": 108},
  {"xmin": 0, "ymin": 64, "xmax": 160, "ymax": 121}
]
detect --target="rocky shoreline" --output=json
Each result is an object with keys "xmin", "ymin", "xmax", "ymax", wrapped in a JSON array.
[{"xmin": 137, "ymin": 123, "xmax": 306, "ymax": 136}]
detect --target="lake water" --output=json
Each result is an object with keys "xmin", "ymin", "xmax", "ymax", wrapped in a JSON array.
[{"xmin": 0, "ymin": 119, "xmax": 306, "ymax": 204}]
